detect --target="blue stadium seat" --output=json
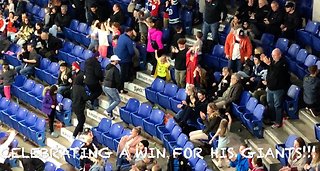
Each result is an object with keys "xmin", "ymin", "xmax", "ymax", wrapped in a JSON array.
[
  {"xmin": 294, "ymin": 49, "xmax": 309, "ymax": 78},
  {"xmin": 157, "ymin": 83, "xmax": 178, "ymax": 110},
  {"xmin": 78, "ymin": 49, "xmax": 93, "ymax": 63},
  {"xmin": 316, "ymin": 61, "xmax": 320, "ymax": 70},
  {"xmin": 102, "ymin": 124, "xmax": 124, "ymax": 151},
  {"xmin": 18, "ymin": 112, "xmax": 37, "ymax": 137},
  {"xmin": 26, "ymin": 3, "xmax": 33, "ymax": 14},
  {"xmin": 56, "ymin": 98, "xmax": 72, "ymax": 126},
  {"xmin": 276, "ymin": 135, "xmax": 298, "ymax": 166},
  {"xmin": 218, "ymin": 23, "xmax": 231, "ymax": 45},
  {"xmin": 2, "ymin": 102, "xmax": 19, "ymax": 126},
  {"xmin": 11, "ymin": 75, "xmax": 27, "ymax": 97},
  {"xmin": 35, "ymin": 58, "xmax": 51, "ymax": 84},
  {"xmin": 67, "ymin": 45, "xmax": 84, "ymax": 65},
  {"xmin": 205, "ymin": 45, "xmax": 224, "ymax": 69},
  {"xmin": 56, "ymin": 168, "xmax": 65, "ymax": 171},
  {"xmin": 4, "ymin": 43, "xmax": 22, "ymax": 67},
  {"xmin": 274, "ymin": 38, "xmax": 289, "ymax": 53},
  {"xmin": 213, "ymin": 72, "xmax": 222, "ymax": 83},
  {"xmin": 188, "ymin": 152, "xmax": 199, "ymax": 168},
  {"xmin": 143, "ymin": 109, "xmax": 165, "ymax": 137},
  {"xmin": 57, "ymin": 94, "xmax": 63, "ymax": 104},
  {"xmin": 231, "ymin": 91, "xmax": 251, "ymax": 118},
  {"xmin": 170, "ymin": 88, "xmax": 186, "ymax": 113},
  {"xmin": 44, "ymin": 161, "xmax": 56, "ymax": 171},
  {"xmin": 34, "ymin": 8, "xmax": 45, "ymax": 22},
  {"xmin": 31, "ymin": 5, "xmax": 41, "ymax": 16},
  {"xmin": 236, "ymin": 97, "xmax": 258, "ymax": 124},
  {"xmin": 145, "ymin": 78, "xmax": 166, "ymax": 104},
  {"xmin": 92, "ymin": 118, "xmax": 112, "ymax": 144},
  {"xmin": 311, "ymin": 32, "xmax": 320, "ymax": 53},
  {"xmin": 10, "ymin": 108, "xmax": 28, "ymax": 130},
  {"xmin": 297, "ymin": 54, "xmax": 317, "ymax": 79},
  {"xmin": 131, "ymin": 103, "xmax": 152, "ymax": 127},
  {"xmin": 74, "ymin": 23, "xmax": 88, "ymax": 44},
  {"xmin": 182, "ymin": 10, "xmax": 193, "ymax": 35},
  {"xmin": 28, "ymin": 117, "xmax": 46, "ymax": 146},
  {"xmin": 64, "ymin": 19, "xmax": 80, "ymax": 40},
  {"xmin": 104, "ymin": 162, "xmax": 113, "ymax": 171},
  {"xmin": 57, "ymin": 42, "xmax": 75, "ymax": 62},
  {"xmin": 163, "ymin": 125, "xmax": 182, "ymax": 151},
  {"xmin": 286, "ymin": 44, "xmax": 301, "ymax": 72},
  {"xmin": 42, "ymin": 62, "xmax": 59, "ymax": 85},
  {"xmin": 162, "ymin": 28, "xmax": 170, "ymax": 45},
  {"xmin": 194, "ymin": 159, "xmax": 208, "ymax": 171},
  {"xmin": 0, "ymin": 98, "xmax": 10, "ymax": 120},
  {"xmin": 243, "ymin": 104, "xmax": 265, "ymax": 138},
  {"xmin": 168, "ymin": 133, "xmax": 188, "ymax": 154},
  {"xmin": 283, "ymin": 85, "xmax": 301, "ymax": 119},
  {"xmin": 315, "ymin": 124, "xmax": 320, "ymax": 141},
  {"xmin": 81, "ymin": 26, "xmax": 92, "ymax": 47},
  {"xmin": 25, "ymin": 84, "xmax": 44, "ymax": 109},
  {"xmin": 253, "ymin": 33, "xmax": 275, "ymax": 56},
  {"xmin": 297, "ymin": 20, "xmax": 320, "ymax": 47},
  {"xmin": 120, "ymin": 98, "xmax": 140, "ymax": 124},
  {"xmin": 156, "ymin": 118, "xmax": 177, "ymax": 141},
  {"xmin": 65, "ymin": 139, "xmax": 84, "ymax": 168}
]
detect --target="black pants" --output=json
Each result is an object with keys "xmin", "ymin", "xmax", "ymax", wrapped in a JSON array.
[
  {"xmin": 49, "ymin": 109, "xmax": 56, "ymax": 133},
  {"xmin": 0, "ymin": 163, "xmax": 12, "ymax": 171},
  {"xmin": 86, "ymin": 83, "xmax": 102, "ymax": 106},
  {"xmin": 147, "ymin": 52, "xmax": 157, "ymax": 75},
  {"xmin": 73, "ymin": 109, "xmax": 86, "ymax": 137},
  {"xmin": 120, "ymin": 62, "xmax": 132, "ymax": 90}
]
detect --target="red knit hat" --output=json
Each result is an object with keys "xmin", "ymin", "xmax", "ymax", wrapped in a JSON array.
[{"xmin": 72, "ymin": 62, "xmax": 80, "ymax": 70}]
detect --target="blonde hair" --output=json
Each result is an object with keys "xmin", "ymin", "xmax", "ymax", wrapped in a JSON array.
[
  {"xmin": 218, "ymin": 119, "xmax": 229, "ymax": 137},
  {"xmin": 207, "ymin": 103, "xmax": 220, "ymax": 119}
]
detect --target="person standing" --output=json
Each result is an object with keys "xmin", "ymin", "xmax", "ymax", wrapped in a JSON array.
[
  {"xmin": 303, "ymin": 65, "xmax": 320, "ymax": 117},
  {"xmin": 114, "ymin": 27, "xmax": 135, "ymax": 94},
  {"xmin": 57, "ymin": 62, "xmax": 72, "ymax": 97},
  {"xmin": 102, "ymin": 55, "xmax": 121, "ymax": 120},
  {"xmin": 281, "ymin": 1, "xmax": 301, "ymax": 40},
  {"xmin": 202, "ymin": 0, "xmax": 227, "ymax": 45},
  {"xmin": 72, "ymin": 74, "xmax": 91, "ymax": 138},
  {"xmin": 42, "ymin": 85, "xmax": 59, "ymax": 138},
  {"xmin": 0, "ymin": 62, "xmax": 16, "ymax": 99},
  {"xmin": 171, "ymin": 38, "xmax": 187, "ymax": 88},
  {"xmin": 225, "ymin": 27, "xmax": 252, "ymax": 73},
  {"xmin": 84, "ymin": 52, "xmax": 103, "ymax": 110},
  {"xmin": 261, "ymin": 48, "xmax": 289, "ymax": 128}
]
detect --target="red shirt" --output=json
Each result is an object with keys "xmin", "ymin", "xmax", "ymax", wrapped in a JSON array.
[{"xmin": 150, "ymin": 1, "xmax": 160, "ymax": 17}]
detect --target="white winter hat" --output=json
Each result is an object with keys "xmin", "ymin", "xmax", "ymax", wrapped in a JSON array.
[{"xmin": 110, "ymin": 55, "xmax": 121, "ymax": 61}]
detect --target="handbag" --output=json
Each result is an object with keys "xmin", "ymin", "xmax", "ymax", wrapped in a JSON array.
[{"xmin": 151, "ymin": 40, "xmax": 159, "ymax": 50}]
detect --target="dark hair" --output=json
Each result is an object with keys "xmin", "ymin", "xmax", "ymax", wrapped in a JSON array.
[
  {"xmin": 196, "ymin": 31, "xmax": 203, "ymax": 39},
  {"xmin": 308, "ymin": 65, "xmax": 318, "ymax": 75},
  {"xmin": 295, "ymin": 137, "xmax": 306, "ymax": 149},
  {"xmin": 140, "ymin": 140, "xmax": 149, "ymax": 148},
  {"xmin": 253, "ymin": 156, "xmax": 263, "ymax": 167},
  {"xmin": 49, "ymin": 85, "xmax": 58, "ymax": 96},
  {"xmin": 177, "ymin": 38, "xmax": 186, "ymax": 45},
  {"xmin": 175, "ymin": 25, "xmax": 182, "ymax": 32},
  {"xmin": 114, "ymin": 3, "xmax": 121, "ymax": 10},
  {"xmin": 197, "ymin": 89, "xmax": 206, "ymax": 96},
  {"xmin": 112, "ymin": 35, "xmax": 119, "ymax": 40},
  {"xmin": 125, "ymin": 27, "xmax": 134, "ymax": 32},
  {"xmin": 154, "ymin": 19, "xmax": 162, "ymax": 30}
]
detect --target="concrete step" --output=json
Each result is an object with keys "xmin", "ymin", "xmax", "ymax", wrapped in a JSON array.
[
  {"xmin": 136, "ymin": 70, "xmax": 154, "ymax": 85},
  {"xmin": 211, "ymin": 158, "xmax": 233, "ymax": 171},
  {"xmin": 264, "ymin": 127, "xmax": 289, "ymax": 147},
  {"xmin": 283, "ymin": 119, "xmax": 318, "ymax": 144},
  {"xmin": 124, "ymin": 79, "xmax": 149, "ymax": 97},
  {"xmin": 98, "ymin": 95, "xmax": 125, "ymax": 111},
  {"xmin": 247, "ymin": 139, "xmax": 282, "ymax": 171},
  {"xmin": 300, "ymin": 109, "xmax": 320, "ymax": 129}
]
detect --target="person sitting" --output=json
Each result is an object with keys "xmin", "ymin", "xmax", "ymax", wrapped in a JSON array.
[
  {"xmin": 57, "ymin": 62, "xmax": 72, "ymax": 97},
  {"xmin": 279, "ymin": 137, "xmax": 307, "ymax": 171},
  {"xmin": 117, "ymin": 127, "xmax": 143, "ymax": 156},
  {"xmin": 39, "ymin": 32, "xmax": 62, "ymax": 62},
  {"xmin": 174, "ymin": 84, "xmax": 196, "ymax": 123},
  {"xmin": 214, "ymin": 73, "xmax": 243, "ymax": 109},
  {"xmin": 229, "ymin": 143, "xmax": 250, "ymax": 171},
  {"xmin": 212, "ymin": 67, "xmax": 232, "ymax": 100},
  {"xmin": 15, "ymin": 43, "xmax": 40, "ymax": 77},
  {"xmin": 304, "ymin": 143, "xmax": 320, "ymax": 171},
  {"xmin": 0, "ymin": 62, "xmax": 16, "ymax": 99},
  {"xmin": 14, "ymin": 17, "xmax": 33, "ymax": 47},
  {"xmin": 50, "ymin": 5, "xmax": 71, "ymax": 35}
]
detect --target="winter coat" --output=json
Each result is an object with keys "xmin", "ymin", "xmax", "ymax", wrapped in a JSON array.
[
  {"xmin": 147, "ymin": 28, "xmax": 163, "ymax": 52},
  {"xmin": 0, "ymin": 69, "xmax": 16, "ymax": 86},
  {"xmin": 266, "ymin": 57, "xmax": 290, "ymax": 91},
  {"xmin": 72, "ymin": 74, "xmax": 91, "ymax": 113},
  {"xmin": 225, "ymin": 32, "xmax": 253, "ymax": 63},
  {"xmin": 42, "ymin": 88, "xmax": 57, "ymax": 115},
  {"xmin": 103, "ymin": 63, "xmax": 121, "ymax": 90},
  {"xmin": 114, "ymin": 33, "xmax": 135, "ymax": 63},
  {"xmin": 303, "ymin": 75, "xmax": 320, "ymax": 105},
  {"xmin": 84, "ymin": 57, "xmax": 103, "ymax": 85},
  {"xmin": 58, "ymin": 68, "xmax": 72, "ymax": 87}
]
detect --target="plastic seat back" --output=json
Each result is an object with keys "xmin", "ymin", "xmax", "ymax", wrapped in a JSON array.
[
  {"xmin": 0, "ymin": 98, "xmax": 10, "ymax": 109},
  {"xmin": 57, "ymin": 94, "xmax": 63, "ymax": 103},
  {"xmin": 304, "ymin": 20, "xmax": 320, "ymax": 34},
  {"xmin": 16, "ymin": 108, "xmax": 28, "ymax": 121},
  {"xmin": 137, "ymin": 103, "xmax": 152, "ymax": 118},
  {"xmin": 70, "ymin": 139, "xmax": 84, "ymax": 148},
  {"xmin": 171, "ymin": 125, "xmax": 182, "ymax": 139},
  {"xmin": 38, "ymin": 58, "xmax": 51, "ymax": 69},
  {"xmin": 32, "ymin": 84, "xmax": 44, "ymax": 97},
  {"xmin": 275, "ymin": 38, "xmax": 289, "ymax": 52},
  {"xmin": 176, "ymin": 133, "xmax": 188, "ymax": 147},
  {"xmin": 109, "ymin": 124, "xmax": 124, "ymax": 137},
  {"xmin": 175, "ymin": 89, "xmax": 186, "ymax": 101},
  {"xmin": 31, "ymin": 5, "xmax": 41, "ymax": 15},
  {"xmin": 48, "ymin": 62, "xmax": 60, "ymax": 74},
  {"xmin": 212, "ymin": 45, "xmax": 225, "ymax": 57},
  {"xmin": 25, "ymin": 113, "xmax": 37, "ymax": 126},
  {"xmin": 238, "ymin": 91, "xmax": 251, "ymax": 106},
  {"xmin": 195, "ymin": 159, "xmax": 208, "ymax": 171},
  {"xmin": 72, "ymin": 45, "xmax": 84, "ymax": 57},
  {"xmin": 13, "ymin": 75, "xmax": 27, "ymax": 87},
  {"xmin": 149, "ymin": 110, "xmax": 165, "ymax": 124},
  {"xmin": 287, "ymin": 43, "xmax": 300, "ymax": 59},
  {"xmin": 98, "ymin": 118, "xmax": 112, "ymax": 132},
  {"xmin": 163, "ymin": 83, "xmax": 178, "ymax": 96},
  {"xmin": 304, "ymin": 55, "xmax": 317, "ymax": 67},
  {"xmin": 253, "ymin": 104, "xmax": 265, "ymax": 121},
  {"xmin": 260, "ymin": 33, "xmax": 275, "ymax": 46},
  {"xmin": 287, "ymin": 85, "xmax": 300, "ymax": 100},
  {"xmin": 44, "ymin": 161, "xmax": 56, "ymax": 171},
  {"xmin": 151, "ymin": 78, "xmax": 165, "ymax": 92},
  {"xmin": 34, "ymin": 118, "xmax": 46, "ymax": 131},
  {"xmin": 125, "ymin": 98, "xmax": 140, "ymax": 112},
  {"xmin": 62, "ymin": 98, "xmax": 72, "ymax": 111},
  {"xmin": 69, "ymin": 20, "xmax": 80, "ymax": 30},
  {"xmin": 62, "ymin": 42, "xmax": 75, "ymax": 52},
  {"xmin": 22, "ymin": 80, "xmax": 35, "ymax": 92},
  {"xmin": 246, "ymin": 97, "xmax": 258, "ymax": 113},
  {"xmin": 6, "ymin": 102, "xmax": 19, "ymax": 115},
  {"xmin": 77, "ymin": 23, "xmax": 88, "ymax": 33},
  {"xmin": 296, "ymin": 49, "xmax": 308, "ymax": 64},
  {"xmin": 284, "ymin": 135, "xmax": 298, "ymax": 148}
]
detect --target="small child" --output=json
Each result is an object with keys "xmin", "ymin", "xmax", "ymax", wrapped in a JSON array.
[
  {"xmin": 87, "ymin": 20, "xmax": 100, "ymax": 51},
  {"xmin": 112, "ymin": 35, "xmax": 119, "ymax": 53},
  {"xmin": 209, "ymin": 112, "xmax": 232, "ymax": 168},
  {"xmin": 154, "ymin": 49, "xmax": 170, "ymax": 81},
  {"xmin": 251, "ymin": 156, "xmax": 265, "ymax": 171}
]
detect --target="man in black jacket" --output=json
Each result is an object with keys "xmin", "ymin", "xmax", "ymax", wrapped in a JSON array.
[
  {"xmin": 102, "ymin": 55, "xmax": 121, "ymax": 120},
  {"xmin": 72, "ymin": 74, "xmax": 91, "ymax": 138},
  {"xmin": 264, "ymin": 1, "xmax": 284, "ymax": 37},
  {"xmin": 84, "ymin": 52, "xmax": 103, "ymax": 110},
  {"xmin": 202, "ymin": 0, "xmax": 227, "ymax": 44},
  {"xmin": 261, "ymin": 48, "xmax": 289, "ymax": 128},
  {"xmin": 281, "ymin": 1, "xmax": 301, "ymax": 40},
  {"xmin": 39, "ymin": 32, "xmax": 62, "ymax": 62},
  {"xmin": 52, "ymin": 5, "xmax": 71, "ymax": 33}
]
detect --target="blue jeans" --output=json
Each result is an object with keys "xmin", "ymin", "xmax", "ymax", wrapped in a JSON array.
[
  {"xmin": 202, "ymin": 21, "xmax": 219, "ymax": 44},
  {"xmin": 103, "ymin": 86, "xmax": 120, "ymax": 117},
  {"xmin": 116, "ymin": 154, "xmax": 130, "ymax": 170},
  {"xmin": 15, "ymin": 65, "xmax": 34, "ymax": 77},
  {"xmin": 266, "ymin": 88, "xmax": 285, "ymax": 125},
  {"xmin": 228, "ymin": 59, "xmax": 242, "ymax": 73}
]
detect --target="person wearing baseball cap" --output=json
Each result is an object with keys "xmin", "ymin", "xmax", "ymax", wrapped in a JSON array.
[{"xmin": 102, "ymin": 55, "xmax": 121, "ymax": 120}]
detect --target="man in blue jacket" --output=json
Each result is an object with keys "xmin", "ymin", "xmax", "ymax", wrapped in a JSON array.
[{"xmin": 114, "ymin": 27, "xmax": 135, "ymax": 94}]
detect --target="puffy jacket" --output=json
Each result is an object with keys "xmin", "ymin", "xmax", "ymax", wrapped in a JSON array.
[
  {"xmin": 266, "ymin": 57, "xmax": 290, "ymax": 91},
  {"xmin": 42, "ymin": 89, "xmax": 57, "ymax": 116},
  {"xmin": 72, "ymin": 74, "xmax": 91, "ymax": 112},
  {"xmin": 103, "ymin": 63, "xmax": 121, "ymax": 90},
  {"xmin": 303, "ymin": 75, "xmax": 320, "ymax": 105},
  {"xmin": 147, "ymin": 28, "xmax": 163, "ymax": 52},
  {"xmin": 225, "ymin": 32, "xmax": 252, "ymax": 63},
  {"xmin": 84, "ymin": 57, "xmax": 103, "ymax": 85}
]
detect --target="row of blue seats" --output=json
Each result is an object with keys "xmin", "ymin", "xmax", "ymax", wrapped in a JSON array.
[
  {"xmin": 145, "ymin": 78, "xmax": 186, "ymax": 113},
  {"xmin": 118, "ymin": 98, "xmax": 212, "ymax": 171},
  {"xmin": 44, "ymin": 161, "xmax": 66, "ymax": 171},
  {"xmin": 11, "ymin": 75, "xmax": 72, "ymax": 126},
  {"xmin": 297, "ymin": 20, "xmax": 320, "ymax": 50},
  {"xmin": 26, "ymin": 2, "xmax": 45, "ymax": 23},
  {"xmin": 0, "ymin": 97, "xmax": 46, "ymax": 146},
  {"xmin": 65, "ymin": 139, "xmax": 113, "ymax": 170},
  {"xmin": 29, "ymin": 0, "xmax": 49, "ymax": 8},
  {"xmin": 0, "ymin": 132, "xmax": 19, "ymax": 167},
  {"xmin": 57, "ymin": 41, "xmax": 94, "ymax": 65},
  {"xmin": 64, "ymin": 20, "xmax": 91, "ymax": 47},
  {"xmin": 285, "ymin": 43, "xmax": 320, "ymax": 79}
]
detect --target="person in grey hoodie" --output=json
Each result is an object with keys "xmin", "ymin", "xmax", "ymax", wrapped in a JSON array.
[{"xmin": 303, "ymin": 65, "xmax": 320, "ymax": 116}]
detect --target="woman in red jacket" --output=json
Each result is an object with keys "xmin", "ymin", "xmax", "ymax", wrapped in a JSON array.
[{"xmin": 186, "ymin": 46, "xmax": 198, "ymax": 86}]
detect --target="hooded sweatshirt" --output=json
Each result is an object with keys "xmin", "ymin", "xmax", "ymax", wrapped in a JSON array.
[
  {"xmin": 72, "ymin": 75, "xmax": 91, "ymax": 112},
  {"xmin": 303, "ymin": 75, "xmax": 320, "ymax": 105}
]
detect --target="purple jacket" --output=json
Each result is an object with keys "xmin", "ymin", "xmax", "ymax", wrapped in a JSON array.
[
  {"xmin": 147, "ymin": 28, "xmax": 163, "ymax": 52},
  {"xmin": 42, "ymin": 91, "xmax": 57, "ymax": 115}
]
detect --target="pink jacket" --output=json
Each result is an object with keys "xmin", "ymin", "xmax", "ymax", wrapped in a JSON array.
[{"xmin": 147, "ymin": 28, "xmax": 163, "ymax": 52}]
